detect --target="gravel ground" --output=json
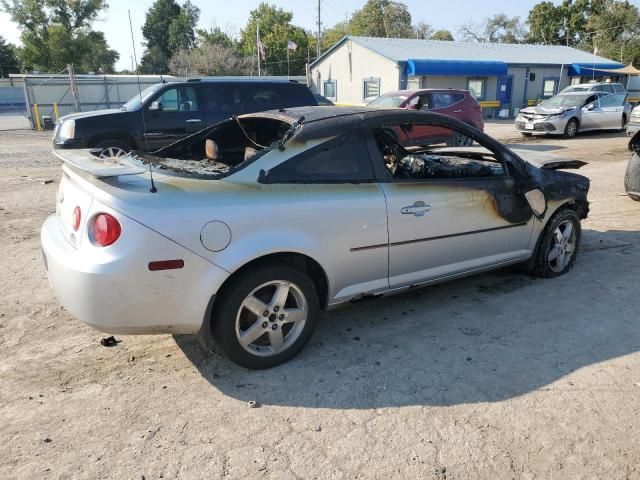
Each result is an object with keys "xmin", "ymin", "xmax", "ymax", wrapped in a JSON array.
[{"xmin": 1, "ymin": 124, "xmax": 639, "ymax": 479}]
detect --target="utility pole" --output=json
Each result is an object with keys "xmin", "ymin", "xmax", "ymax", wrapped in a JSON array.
[
  {"xmin": 257, "ymin": 23, "xmax": 261, "ymax": 76},
  {"xmin": 67, "ymin": 63, "xmax": 81, "ymax": 112},
  {"xmin": 317, "ymin": 0, "xmax": 321, "ymax": 59}
]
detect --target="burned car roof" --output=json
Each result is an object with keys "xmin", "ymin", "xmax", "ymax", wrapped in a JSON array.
[{"xmin": 240, "ymin": 106, "xmax": 485, "ymax": 143}]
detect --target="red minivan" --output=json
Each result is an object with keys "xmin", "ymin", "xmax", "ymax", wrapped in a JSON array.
[{"xmin": 368, "ymin": 89, "xmax": 484, "ymax": 146}]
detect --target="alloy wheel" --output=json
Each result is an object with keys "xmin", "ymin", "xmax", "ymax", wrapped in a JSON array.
[
  {"xmin": 566, "ymin": 121, "xmax": 578, "ymax": 138},
  {"xmin": 99, "ymin": 146, "xmax": 127, "ymax": 159},
  {"xmin": 235, "ymin": 280, "xmax": 308, "ymax": 357},
  {"xmin": 547, "ymin": 219, "xmax": 577, "ymax": 273}
]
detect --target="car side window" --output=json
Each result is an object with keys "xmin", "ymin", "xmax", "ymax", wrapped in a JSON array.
[
  {"xmin": 371, "ymin": 124, "xmax": 507, "ymax": 181},
  {"xmin": 600, "ymin": 93, "xmax": 625, "ymax": 107},
  {"xmin": 429, "ymin": 92, "xmax": 463, "ymax": 109},
  {"xmin": 155, "ymin": 87, "xmax": 199, "ymax": 112},
  {"xmin": 203, "ymin": 84, "xmax": 243, "ymax": 113},
  {"xmin": 584, "ymin": 95, "xmax": 599, "ymax": 108},
  {"xmin": 266, "ymin": 131, "xmax": 375, "ymax": 183}
]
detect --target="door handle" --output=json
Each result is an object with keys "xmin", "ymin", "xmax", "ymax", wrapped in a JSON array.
[
  {"xmin": 401, "ymin": 201, "xmax": 431, "ymax": 217},
  {"xmin": 186, "ymin": 118, "xmax": 202, "ymax": 124},
  {"xmin": 453, "ymin": 109, "xmax": 463, "ymax": 113}
]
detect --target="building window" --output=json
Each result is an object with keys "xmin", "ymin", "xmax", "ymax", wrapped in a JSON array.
[
  {"xmin": 363, "ymin": 78, "xmax": 380, "ymax": 101},
  {"xmin": 323, "ymin": 80, "xmax": 336, "ymax": 100},
  {"xmin": 323, "ymin": 80, "xmax": 337, "ymax": 101},
  {"xmin": 570, "ymin": 77, "xmax": 581, "ymax": 86},
  {"xmin": 542, "ymin": 78, "xmax": 558, "ymax": 98},
  {"xmin": 407, "ymin": 76, "xmax": 421, "ymax": 89},
  {"xmin": 467, "ymin": 78, "xmax": 486, "ymax": 100}
]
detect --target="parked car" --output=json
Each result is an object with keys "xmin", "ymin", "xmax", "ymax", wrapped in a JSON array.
[
  {"xmin": 626, "ymin": 104, "xmax": 640, "ymax": 136},
  {"xmin": 626, "ymin": 131, "xmax": 640, "ymax": 201},
  {"xmin": 515, "ymin": 91, "xmax": 628, "ymax": 137},
  {"xmin": 313, "ymin": 93, "xmax": 334, "ymax": 106},
  {"xmin": 367, "ymin": 89, "xmax": 484, "ymax": 146},
  {"xmin": 53, "ymin": 79, "xmax": 318, "ymax": 157},
  {"xmin": 42, "ymin": 106, "xmax": 590, "ymax": 369},
  {"xmin": 561, "ymin": 81, "xmax": 626, "ymax": 95}
]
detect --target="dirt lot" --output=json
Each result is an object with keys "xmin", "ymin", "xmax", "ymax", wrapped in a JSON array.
[{"xmin": 1, "ymin": 123, "xmax": 639, "ymax": 479}]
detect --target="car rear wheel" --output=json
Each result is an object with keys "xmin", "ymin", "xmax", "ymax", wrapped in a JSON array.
[
  {"xmin": 530, "ymin": 208, "xmax": 581, "ymax": 278},
  {"xmin": 95, "ymin": 139, "xmax": 131, "ymax": 158},
  {"xmin": 212, "ymin": 264, "xmax": 319, "ymax": 369},
  {"xmin": 564, "ymin": 119, "xmax": 579, "ymax": 138},
  {"xmin": 448, "ymin": 132, "xmax": 473, "ymax": 147}
]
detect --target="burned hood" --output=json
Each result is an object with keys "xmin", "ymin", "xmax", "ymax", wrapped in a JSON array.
[
  {"xmin": 519, "ymin": 106, "xmax": 577, "ymax": 116},
  {"xmin": 509, "ymin": 148, "xmax": 587, "ymax": 170}
]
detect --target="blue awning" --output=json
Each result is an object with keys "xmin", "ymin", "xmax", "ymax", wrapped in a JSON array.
[
  {"xmin": 406, "ymin": 59, "xmax": 508, "ymax": 76},
  {"xmin": 568, "ymin": 62, "xmax": 625, "ymax": 76}
]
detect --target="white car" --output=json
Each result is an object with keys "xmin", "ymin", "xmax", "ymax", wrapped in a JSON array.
[{"xmin": 42, "ymin": 107, "xmax": 590, "ymax": 368}]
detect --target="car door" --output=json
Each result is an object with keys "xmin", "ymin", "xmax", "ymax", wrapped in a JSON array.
[
  {"xmin": 580, "ymin": 94, "xmax": 604, "ymax": 131},
  {"xmin": 260, "ymin": 129, "xmax": 390, "ymax": 303},
  {"xmin": 598, "ymin": 93, "xmax": 626, "ymax": 129},
  {"xmin": 201, "ymin": 83, "xmax": 245, "ymax": 126},
  {"xmin": 366, "ymin": 121, "xmax": 534, "ymax": 288},
  {"xmin": 144, "ymin": 85, "xmax": 204, "ymax": 150}
]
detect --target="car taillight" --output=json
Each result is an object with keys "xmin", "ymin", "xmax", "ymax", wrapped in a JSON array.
[
  {"xmin": 90, "ymin": 213, "xmax": 121, "ymax": 247},
  {"xmin": 72, "ymin": 206, "xmax": 81, "ymax": 231}
]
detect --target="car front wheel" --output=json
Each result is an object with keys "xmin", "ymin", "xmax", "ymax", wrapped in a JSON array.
[
  {"xmin": 530, "ymin": 208, "xmax": 581, "ymax": 278},
  {"xmin": 95, "ymin": 139, "xmax": 131, "ymax": 158},
  {"xmin": 212, "ymin": 264, "xmax": 320, "ymax": 369},
  {"xmin": 564, "ymin": 119, "xmax": 579, "ymax": 138}
]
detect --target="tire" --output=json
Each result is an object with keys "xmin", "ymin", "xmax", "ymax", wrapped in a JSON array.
[
  {"xmin": 211, "ymin": 263, "xmax": 320, "ymax": 369},
  {"xmin": 530, "ymin": 208, "xmax": 581, "ymax": 278},
  {"xmin": 94, "ymin": 139, "xmax": 131, "ymax": 158},
  {"xmin": 448, "ymin": 132, "xmax": 473, "ymax": 147},
  {"xmin": 564, "ymin": 118, "xmax": 579, "ymax": 138},
  {"xmin": 620, "ymin": 114, "xmax": 628, "ymax": 132}
]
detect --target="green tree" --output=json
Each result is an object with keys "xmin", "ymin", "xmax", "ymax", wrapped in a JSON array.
[
  {"xmin": 141, "ymin": 0, "xmax": 181, "ymax": 72},
  {"xmin": 0, "ymin": 35, "xmax": 20, "ymax": 75},
  {"xmin": 585, "ymin": 0, "xmax": 640, "ymax": 64},
  {"xmin": 413, "ymin": 21, "xmax": 433, "ymax": 40},
  {"xmin": 196, "ymin": 27, "xmax": 235, "ymax": 49},
  {"xmin": 459, "ymin": 14, "xmax": 525, "ymax": 43},
  {"xmin": 240, "ymin": 3, "xmax": 310, "ymax": 76},
  {"xmin": 1, "ymin": 0, "xmax": 118, "ymax": 72},
  {"xmin": 168, "ymin": 0, "xmax": 200, "ymax": 53},
  {"xmin": 431, "ymin": 29, "xmax": 454, "ymax": 41},
  {"xmin": 322, "ymin": 20, "xmax": 349, "ymax": 51},
  {"xmin": 349, "ymin": 0, "xmax": 413, "ymax": 38}
]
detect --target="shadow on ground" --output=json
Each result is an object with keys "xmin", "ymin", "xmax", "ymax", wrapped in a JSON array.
[{"xmin": 175, "ymin": 228, "xmax": 640, "ymax": 409}]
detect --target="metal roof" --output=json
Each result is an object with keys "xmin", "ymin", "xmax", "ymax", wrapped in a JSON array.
[{"xmin": 312, "ymin": 36, "xmax": 621, "ymax": 67}]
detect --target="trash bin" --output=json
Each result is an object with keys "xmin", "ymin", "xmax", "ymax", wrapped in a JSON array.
[{"xmin": 42, "ymin": 116, "xmax": 54, "ymax": 130}]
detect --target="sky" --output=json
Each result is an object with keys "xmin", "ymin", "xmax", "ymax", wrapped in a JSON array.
[{"xmin": 0, "ymin": 0, "xmax": 601, "ymax": 71}]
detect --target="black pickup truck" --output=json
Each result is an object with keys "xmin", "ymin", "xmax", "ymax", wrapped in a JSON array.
[{"xmin": 53, "ymin": 78, "xmax": 318, "ymax": 157}]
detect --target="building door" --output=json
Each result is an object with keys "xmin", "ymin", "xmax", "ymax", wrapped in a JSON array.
[{"xmin": 497, "ymin": 76, "xmax": 513, "ymax": 111}]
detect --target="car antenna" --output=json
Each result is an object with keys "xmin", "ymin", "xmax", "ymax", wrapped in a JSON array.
[{"xmin": 128, "ymin": 10, "xmax": 157, "ymax": 193}]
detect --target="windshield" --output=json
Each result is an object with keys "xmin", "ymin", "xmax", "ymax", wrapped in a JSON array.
[
  {"xmin": 564, "ymin": 86, "xmax": 589, "ymax": 92},
  {"xmin": 121, "ymin": 84, "xmax": 161, "ymax": 111},
  {"xmin": 368, "ymin": 94, "xmax": 408, "ymax": 108},
  {"xmin": 540, "ymin": 94, "xmax": 587, "ymax": 108}
]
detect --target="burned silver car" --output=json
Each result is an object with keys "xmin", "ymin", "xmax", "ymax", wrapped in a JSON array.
[
  {"xmin": 627, "ymin": 131, "xmax": 640, "ymax": 201},
  {"xmin": 44, "ymin": 107, "xmax": 590, "ymax": 368}
]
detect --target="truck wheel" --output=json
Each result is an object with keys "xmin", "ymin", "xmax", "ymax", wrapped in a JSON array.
[
  {"xmin": 211, "ymin": 263, "xmax": 320, "ymax": 369},
  {"xmin": 530, "ymin": 208, "xmax": 581, "ymax": 278},
  {"xmin": 95, "ymin": 139, "xmax": 131, "ymax": 158}
]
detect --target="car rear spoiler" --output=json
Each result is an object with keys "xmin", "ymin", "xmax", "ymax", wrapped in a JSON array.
[{"xmin": 53, "ymin": 148, "xmax": 146, "ymax": 178}]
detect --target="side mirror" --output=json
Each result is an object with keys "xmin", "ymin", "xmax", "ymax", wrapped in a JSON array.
[
  {"xmin": 149, "ymin": 101, "xmax": 162, "ymax": 112},
  {"xmin": 525, "ymin": 188, "xmax": 547, "ymax": 218},
  {"xmin": 587, "ymin": 103, "xmax": 594, "ymax": 111}
]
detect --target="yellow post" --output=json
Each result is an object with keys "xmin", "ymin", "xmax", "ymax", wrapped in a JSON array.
[
  {"xmin": 33, "ymin": 104, "xmax": 42, "ymax": 131},
  {"xmin": 53, "ymin": 103, "xmax": 60, "ymax": 121}
]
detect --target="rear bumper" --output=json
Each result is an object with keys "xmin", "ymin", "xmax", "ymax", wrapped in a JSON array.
[{"xmin": 41, "ymin": 213, "xmax": 230, "ymax": 334}]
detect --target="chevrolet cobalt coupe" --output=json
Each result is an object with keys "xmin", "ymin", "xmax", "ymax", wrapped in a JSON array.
[{"xmin": 42, "ymin": 107, "xmax": 590, "ymax": 368}]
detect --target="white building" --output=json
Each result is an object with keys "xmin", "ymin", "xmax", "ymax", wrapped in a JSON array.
[{"xmin": 310, "ymin": 36, "xmax": 626, "ymax": 115}]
